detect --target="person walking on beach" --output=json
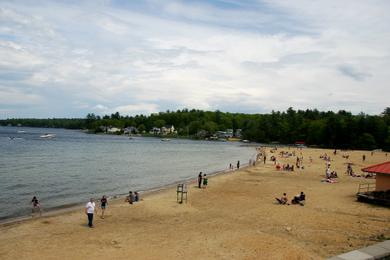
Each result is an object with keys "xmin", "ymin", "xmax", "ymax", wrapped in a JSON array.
[
  {"xmin": 85, "ymin": 198, "xmax": 96, "ymax": 228},
  {"xmin": 100, "ymin": 195, "xmax": 107, "ymax": 219},
  {"xmin": 31, "ymin": 196, "xmax": 42, "ymax": 217},
  {"xmin": 237, "ymin": 160, "xmax": 240, "ymax": 169},
  {"xmin": 202, "ymin": 174, "xmax": 208, "ymax": 188},
  {"xmin": 198, "ymin": 172, "xmax": 203, "ymax": 188}
]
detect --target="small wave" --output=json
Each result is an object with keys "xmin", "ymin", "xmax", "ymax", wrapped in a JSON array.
[{"xmin": 5, "ymin": 183, "xmax": 29, "ymax": 190}]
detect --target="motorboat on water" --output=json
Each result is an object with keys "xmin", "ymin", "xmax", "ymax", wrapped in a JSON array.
[
  {"xmin": 17, "ymin": 130, "xmax": 26, "ymax": 133},
  {"xmin": 161, "ymin": 138, "xmax": 171, "ymax": 141},
  {"xmin": 40, "ymin": 133, "xmax": 56, "ymax": 139}
]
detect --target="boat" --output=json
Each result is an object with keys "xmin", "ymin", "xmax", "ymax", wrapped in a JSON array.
[
  {"xmin": 161, "ymin": 138, "xmax": 171, "ymax": 141},
  {"xmin": 40, "ymin": 133, "xmax": 56, "ymax": 139},
  {"xmin": 17, "ymin": 130, "xmax": 26, "ymax": 133}
]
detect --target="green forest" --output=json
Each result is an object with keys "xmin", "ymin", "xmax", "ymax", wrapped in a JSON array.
[{"xmin": 1, "ymin": 107, "xmax": 390, "ymax": 151}]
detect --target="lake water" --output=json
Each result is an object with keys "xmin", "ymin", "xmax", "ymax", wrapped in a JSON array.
[{"xmin": 0, "ymin": 126, "xmax": 255, "ymax": 220}]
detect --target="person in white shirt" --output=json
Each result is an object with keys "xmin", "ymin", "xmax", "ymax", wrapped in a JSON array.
[
  {"xmin": 85, "ymin": 198, "xmax": 96, "ymax": 228},
  {"xmin": 326, "ymin": 165, "xmax": 331, "ymax": 179}
]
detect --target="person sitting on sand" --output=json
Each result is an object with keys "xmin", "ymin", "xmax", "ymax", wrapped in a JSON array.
[
  {"xmin": 291, "ymin": 192, "xmax": 306, "ymax": 205},
  {"xmin": 31, "ymin": 196, "xmax": 42, "ymax": 217},
  {"xmin": 322, "ymin": 178, "xmax": 337, "ymax": 183},
  {"xmin": 347, "ymin": 163, "xmax": 353, "ymax": 176},
  {"xmin": 330, "ymin": 171, "xmax": 338, "ymax": 178},
  {"xmin": 326, "ymin": 166, "xmax": 331, "ymax": 179},
  {"xmin": 125, "ymin": 191, "xmax": 135, "ymax": 204},
  {"xmin": 134, "ymin": 192, "xmax": 139, "ymax": 202},
  {"xmin": 275, "ymin": 193, "xmax": 289, "ymax": 205}
]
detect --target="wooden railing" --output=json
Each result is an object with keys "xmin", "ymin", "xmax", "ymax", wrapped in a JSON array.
[{"xmin": 357, "ymin": 183, "xmax": 376, "ymax": 194}]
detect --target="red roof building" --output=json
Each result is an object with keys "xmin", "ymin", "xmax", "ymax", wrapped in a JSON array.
[{"xmin": 362, "ymin": 161, "xmax": 390, "ymax": 191}]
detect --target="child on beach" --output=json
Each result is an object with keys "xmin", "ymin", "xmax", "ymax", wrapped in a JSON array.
[
  {"xmin": 100, "ymin": 195, "xmax": 107, "ymax": 219},
  {"xmin": 202, "ymin": 174, "xmax": 208, "ymax": 188},
  {"xmin": 275, "ymin": 193, "xmax": 289, "ymax": 205},
  {"xmin": 31, "ymin": 196, "xmax": 42, "ymax": 217}
]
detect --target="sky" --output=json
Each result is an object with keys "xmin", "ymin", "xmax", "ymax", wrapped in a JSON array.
[{"xmin": 0, "ymin": 0, "xmax": 389, "ymax": 118}]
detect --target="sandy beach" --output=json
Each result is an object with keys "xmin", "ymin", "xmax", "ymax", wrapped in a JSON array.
[{"xmin": 0, "ymin": 147, "xmax": 389, "ymax": 259}]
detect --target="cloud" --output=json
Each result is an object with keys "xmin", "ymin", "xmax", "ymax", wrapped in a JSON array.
[
  {"xmin": 0, "ymin": 85, "xmax": 43, "ymax": 105},
  {"xmin": 338, "ymin": 64, "xmax": 372, "ymax": 81},
  {"xmin": 0, "ymin": 0, "xmax": 389, "ymax": 118}
]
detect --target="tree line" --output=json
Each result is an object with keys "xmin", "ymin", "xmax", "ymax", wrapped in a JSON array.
[{"xmin": 1, "ymin": 107, "xmax": 390, "ymax": 151}]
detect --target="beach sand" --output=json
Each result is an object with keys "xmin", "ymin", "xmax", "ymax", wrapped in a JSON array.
[{"xmin": 0, "ymin": 148, "xmax": 389, "ymax": 259}]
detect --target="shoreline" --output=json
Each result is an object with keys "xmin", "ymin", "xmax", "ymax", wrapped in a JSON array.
[
  {"xmin": 0, "ymin": 162, "xmax": 252, "ymax": 227},
  {"xmin": 1, "ymin": 147, "xmax": 388, "ymax": 259}
]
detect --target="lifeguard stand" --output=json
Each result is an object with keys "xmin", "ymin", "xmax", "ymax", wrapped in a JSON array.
[{"xmin": 177, "ymin": 183, "xmax": 188, "ymax": 204}]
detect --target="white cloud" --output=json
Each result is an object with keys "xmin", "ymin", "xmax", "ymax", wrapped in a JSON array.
[
  {"xmin": 0, "ymin": 0, "xmax": 389, "ymax": 118},
  {"xmin": 0, "ymin": 86, "xmax": 43, "ymax": 105}
]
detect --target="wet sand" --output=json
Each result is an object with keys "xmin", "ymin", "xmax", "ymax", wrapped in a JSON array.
[{"xmin": 0, "ymin": 148, "xmax": 389, "ymax": 259}]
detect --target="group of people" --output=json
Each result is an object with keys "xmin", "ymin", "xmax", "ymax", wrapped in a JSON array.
[
  {"xmin": 275, "ymin": 163, "xmax": 294, "ymax": 171},
  {"xmin": 198, "ymin": 172, "xmax": 208, "ymax": 188},
  {"xmin": 32, "ymin": 194, "xmax": 113, "ymax": 228},
  {"xmin": 322, "ymin": 164, "xmax": 338, "ymax": 183},
  {"xmin": 325, "ymin": 165, "xmax": 338, "ymax": 179},
  {"xmin": 320, "ymin": 153, "xmax": 331, "ymax": 162},
  {"xmin": 125, "ymin": 191, "xmax": 140, "ymax": 204},
  {"xmin": 275, "ymin": 192, "xmax": 306, "ymax": 206},
  {"xmin": 85, "ymin": 195, "xmax": 108, "ymax": 228},
  {"xmin": 256, "ymin": 149, "xmax": 266, "ymax": 164},
  {"xmin": 228, "ymin": 160, "xmax": 241, "ymax": 170},
  {"xmin": 85, "ymin": 191, "xmax": 141, "ymax": 228},
  {"xmin": 279, "ymin": 151, "xmax": 294, "ymax": 158},
  {"xmin": 295, "ymin": 156, "xmax": 304, "ymax": 169}
]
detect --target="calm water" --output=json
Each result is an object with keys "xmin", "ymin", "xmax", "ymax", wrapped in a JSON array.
[{"xmin": 0, "ymin": 126, "xmax": 255, "ymax": 220}]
